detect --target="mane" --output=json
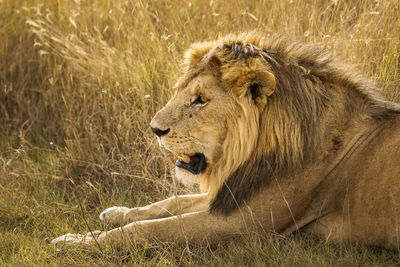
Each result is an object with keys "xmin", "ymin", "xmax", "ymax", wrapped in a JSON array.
[{"xmin": 183, "ymin": 32, "xmax": 400, "ymax": 215}]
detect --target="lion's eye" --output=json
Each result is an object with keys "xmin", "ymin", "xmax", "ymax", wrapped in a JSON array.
[{"xmin": 192, "ymin": 95, "xmax": 208, "ymax": 105}]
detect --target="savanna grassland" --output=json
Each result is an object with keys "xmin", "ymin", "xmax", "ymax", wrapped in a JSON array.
[{"xmin": 1, "ymin": 0, "xmax": 399, "ymax": 265}]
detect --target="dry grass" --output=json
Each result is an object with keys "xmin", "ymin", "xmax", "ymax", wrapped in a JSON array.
[{"xmin": 0, "ymin": 0, "xmax": 399, "ymax": 265}]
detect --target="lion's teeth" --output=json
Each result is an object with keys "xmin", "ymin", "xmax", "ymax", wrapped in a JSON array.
[
  {"xmin": 174, "ymin": 153, "xmax": 191, "ymax": 163},
  {"xmin": 181, "ymin": 154, "xmax": 191, "ymax": 163}
]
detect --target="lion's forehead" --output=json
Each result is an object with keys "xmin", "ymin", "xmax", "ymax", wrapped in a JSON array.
[{"xmin": 176, "ymin": 72, "xmax": 222, "ymax": 93}]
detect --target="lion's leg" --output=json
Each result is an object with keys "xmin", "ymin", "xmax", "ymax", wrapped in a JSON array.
[
  {"xmin": 99, "ymin": 193, "xmax": 209, "ymax": 225},
  {"xmin": 93, "ymin": 210, "xmax": 256, "ymax": 247},
  {"xmin": 52, "ymin": 177, "xmax": 321, "ymax": 247}
]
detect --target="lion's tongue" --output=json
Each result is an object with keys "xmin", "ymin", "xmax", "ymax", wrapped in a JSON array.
[{"xmin": 174, "ymin": 153, "xmax": 191, "ymax": 163}]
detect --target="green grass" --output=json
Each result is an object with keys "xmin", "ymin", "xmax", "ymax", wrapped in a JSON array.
[{"xmin": 1, "ymin": 0, "xmax": 399, "ymax": 265}]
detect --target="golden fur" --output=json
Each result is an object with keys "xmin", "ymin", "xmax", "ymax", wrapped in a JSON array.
[{"xmin": 52, "ymin": 32, "xmax": 400, "ymax": 250}]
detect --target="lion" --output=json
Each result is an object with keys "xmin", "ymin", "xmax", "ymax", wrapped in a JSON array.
[{"xmin": 52, "ymin": 32, "xmax": 400, "ymax": 250}]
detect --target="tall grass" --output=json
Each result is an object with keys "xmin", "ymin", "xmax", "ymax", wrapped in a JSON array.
[{"xmin": 0, "ymin": 0, "xmax": 399, "ymax": 265}]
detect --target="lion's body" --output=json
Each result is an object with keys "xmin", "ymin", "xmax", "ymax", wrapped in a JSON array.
[
  {"xmin": 52, "ymin": 32, "xmax": 400, "ymax": 250},
  {"xmin": 304, "ymin": 119, "xmax": 400, "ymax": 248}
]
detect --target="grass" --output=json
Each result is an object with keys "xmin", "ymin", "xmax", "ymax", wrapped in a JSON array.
[{"xmin": 0, "ymin": 0, "xmax": 399, "ymax": 265}]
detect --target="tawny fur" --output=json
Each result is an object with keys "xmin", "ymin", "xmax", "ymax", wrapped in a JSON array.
[{"xmin": 52, "ymin": 32, "xmax": 400, "ymax": 250}]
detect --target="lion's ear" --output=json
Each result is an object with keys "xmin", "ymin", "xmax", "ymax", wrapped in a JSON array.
[
  {"xmin": 203, "ymin": 54, "xmax": 222, "ymax": 72},
  {"xmin": 249, "ymin": 82, "xmax": 263, "ymax": 102},
  {"xmin": 247, "ymin": 70, "xmax": 276, "ymax": 108},
  {"xmin": 184, "ymin": 41, "xmax": 216, "ymax": 70}
]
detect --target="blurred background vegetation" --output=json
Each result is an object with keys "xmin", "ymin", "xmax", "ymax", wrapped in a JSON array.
[{"xmin": 0, "ymin": 0, "xmax": 399, "ymax": 265}]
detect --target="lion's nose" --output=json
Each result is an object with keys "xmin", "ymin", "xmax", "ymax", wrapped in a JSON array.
[{"xmin": 151, "ymin": 127, "xmax": 170, "ymax": 137}]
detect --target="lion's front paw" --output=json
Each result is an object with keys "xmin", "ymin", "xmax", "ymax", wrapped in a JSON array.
[
  {"xmin": 99, "ymin": 206, "xmax": 131, "ymax": 225},
  {"xmin": 51, "ymin": 231, "xmax": 101, "ymax": 247}
]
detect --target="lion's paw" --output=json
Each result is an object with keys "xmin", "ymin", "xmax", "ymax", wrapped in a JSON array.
[
  {"xmin": 99, "ymin": 206, "xmax": 131, "ymax": 225},
  {"xmin": 51, "ymin": 231, "xmax": 101, "ymax": 247}
]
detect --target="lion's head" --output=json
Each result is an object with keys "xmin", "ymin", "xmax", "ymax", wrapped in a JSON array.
[
  {"xmin": 151, "ymin": 32, "xmax": 396, "ymax": 214},
  {"xmin": 151, "ymin": 33, "xmax": 277, "ymax": 193}
]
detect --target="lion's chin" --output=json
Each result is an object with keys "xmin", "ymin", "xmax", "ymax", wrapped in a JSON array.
[{"xmin": 174, "ymin": 167, "xmax": 202, "ymax": 186}]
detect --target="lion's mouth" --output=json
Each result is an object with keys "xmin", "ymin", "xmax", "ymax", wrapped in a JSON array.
[{"xmin": 174, "ymin": 153, "xmax": 207, "ymax": 175}]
